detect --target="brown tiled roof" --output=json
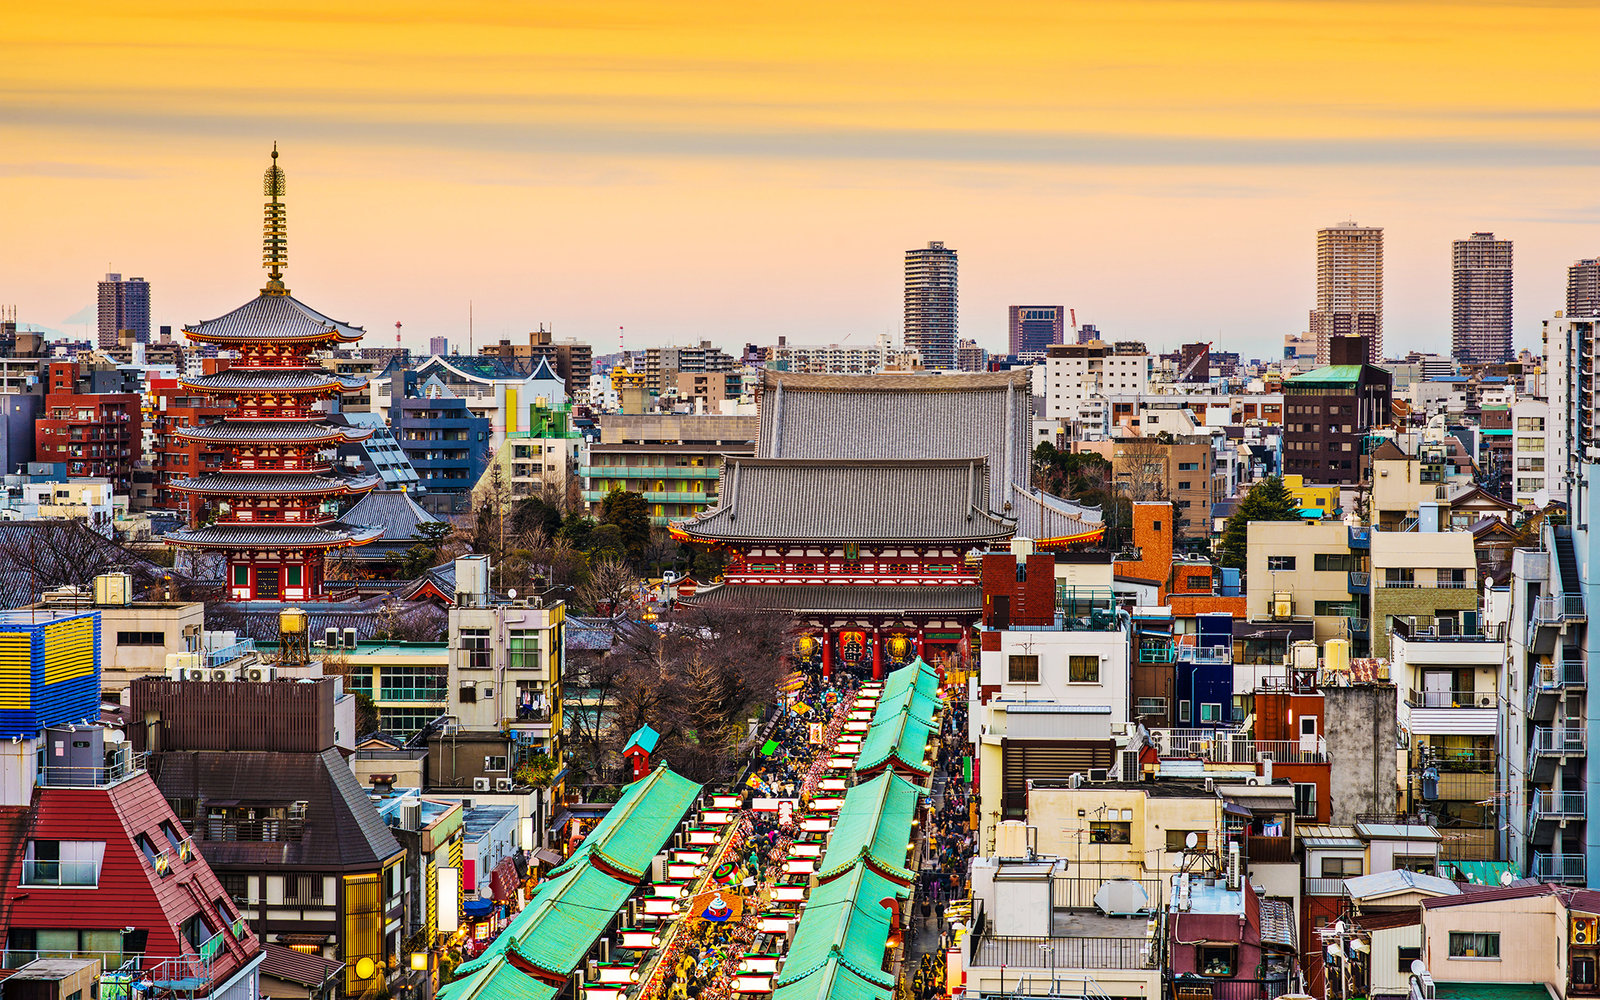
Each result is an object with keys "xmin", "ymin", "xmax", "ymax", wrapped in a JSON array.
[
  {"xmin": 260, "ymin": 942, "xmax": 344, "ymax": 988},
  {"xmin": 148, "ymin": 748, "xmax": 402, "ymax": 870}
]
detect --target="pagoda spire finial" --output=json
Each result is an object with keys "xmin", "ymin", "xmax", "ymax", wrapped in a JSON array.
[{"xmin": 262, "ymin": 143, "xmax": 288, "ymax": 294}]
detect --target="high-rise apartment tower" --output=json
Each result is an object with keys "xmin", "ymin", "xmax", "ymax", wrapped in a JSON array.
[
  {"xmin": 97, "ymin": 272, "xmax": 150, "ymax": 348},
  {"xmin": 1452, "ymin": 232, "xmax": 1513, "ymax": 364},
  {"xmin": 904, "ymin": 241, "xmax": 958, "ymax": 369},
  {"xmin": 1309, "ymin": 222, "xmax": 1383, "ymax": 364},
  {"xmin": 1569, "ymin": 258, "xmax": 1600, "ymax": 319}
]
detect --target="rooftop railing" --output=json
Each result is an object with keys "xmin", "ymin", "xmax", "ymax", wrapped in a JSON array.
[
  {"xmin": 969, "ymin": 934, "xmax": 1153, "ymax": 970},
  {"xmin": 1534, "ymin": 852, "xmax": 1586, "ymax": 883},
  {"xmin": 37, "ymin": 749, "xmax": 146, "ymax": 788}
]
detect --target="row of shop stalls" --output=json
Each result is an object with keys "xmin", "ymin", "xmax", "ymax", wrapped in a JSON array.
[
  {"xmin": 433, "ymin": 656, "xmax": 944, "ymax": 1000},
  {"xmin": 764, "ymin": 658, "xmax": 946, "ymax": 1000}
]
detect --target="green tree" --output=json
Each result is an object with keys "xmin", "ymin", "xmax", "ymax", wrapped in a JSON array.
[
  {"xmin": 512, "ymin": 495, "xmax": 564, "ymax": 538},
  {"xmin": 586, "ymin": 523, "xmax": 628, "ymax": 562},
  {"xmin": 599, "ymin": 488, "xmax": 652, "ymax": 561},
  {"xmin": 1219, "ymin": 476, "xmax": 1301, "ymax": 571},
  {"xmin": 559, "ymin": 514, "xmax": 597, "ymax": 551}
]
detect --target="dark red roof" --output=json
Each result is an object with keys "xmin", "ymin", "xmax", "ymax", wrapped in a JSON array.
[
  {"xmin": 260, "ymin": 942, "xmax": 343, "ymax": 988},
  {"xmin": 1422, "ymin": 883, "xmax": 1555, "ymax": 908}
]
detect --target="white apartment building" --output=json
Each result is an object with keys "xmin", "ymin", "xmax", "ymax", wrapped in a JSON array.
[
  {"xmin": 1513, "ymin": 397, "xmax": 1551, "ymax": 507},
  {"xmin": 764, "ymin": 336, "xmax": 891, "ymax": 374},
  {"xmin": 1040, "ymin": 342, "xmax": 1151, "ymax": 421}
]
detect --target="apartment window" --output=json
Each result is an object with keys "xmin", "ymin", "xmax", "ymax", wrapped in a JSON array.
[
  {"xmin": 1516, "ymin": 436, "xmax": 1543, "ymax": 452},
  {"xmin": 1088, "ymin": 822, "xmax": 1131, "ymax": 844},
  {"xmin": 1178, "ymin": 700, "xmax": 1191, "ymax": 723},
  {"xmin": 1384, "ymin": 568, "xmax": 1415, "ymax": 588},
  {"xmin": 1321, "ymin": 857, "xmax": 1362, "ymax": 878},
  {"xmin": 460, "ymin": 628, "xmax": 491, "ymax": 669},
  {"xmin": 1068, "ymin": 656, "xmax": 1100, "ymax": 683},
  {"xmin": 1165, "ymin": 829, "xmax": 1207, "ymax": 852},
  {"xmin": 1135, "ymin": 697, "xmax": 1167, "ymax": 717},
  {"xmin": 1448, "ymin": 931, "xmax": 1499, "ymax": 959},
  {"xmin": 1292, "ymin": 783, "xmax": 1317, "ymax": 818},
  {"xmin": 1008, "ymin": 655, "xmax": 1040, "ymax": 684},
  {"xmin": 1199, "ymin": 703, "xmax": 1222, "ymax": 723},
  {"xmin": 181, "ymin": 913, "xmax": 213, "ymax": 951},
  {"xmin": 117, "ymin": 631, "xmax": 165, "ymax": 646},
  {"xmin": 1313, "ymin": 553, "xmax": 1355, "ymax": 572},
  {"xmin": 1394, "ymin": 855, "xmax": 1436, "ymax": 875},
  {"xmin": 1518, "ymin": 416, "xmax": 1546, "ymax": 432},
  {"xmin": 1178, "ymin": 462, "xmax": 1200, "ymax": 471},
  {"xmin": 161, "ymin": 822, "xmax": 185, "ymax": 855},
  {"xmin": 484, "ymin": 755, "xmax": 508, "ymax": 772},
  {"xmin": 1267, "ymin": 556, "xmax": 1295, "ymax": 571},
  {"xmin": 1437, "ymin": 568, "xmax": 1468, "ymax": 589},
  {"xmin": 22, "ymin": 840, "xmax": 103, "ymax": 887},
  {"xmin": 220, "ymin": 872, "xmax": 248, "ymax": 903},
  {"xmin": 1398, "ymin": 946, "xmax": 1422, "ymax": 974},
  {"xmin": 1178, "ymin": 481, "xmax": 1192, "ymax": 490},
  {"xmin": 386, "ymin": 861, "xmax": 403, "ymax": 898}
]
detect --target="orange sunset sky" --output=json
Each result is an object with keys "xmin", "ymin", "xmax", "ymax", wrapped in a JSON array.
[{"xmin": 3, "ymin": 0, "xmax": 1599, "ymax": 358}]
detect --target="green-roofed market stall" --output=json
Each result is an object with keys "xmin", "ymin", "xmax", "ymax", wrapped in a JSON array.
[{"xmin": 816, "ymin": 771, "xmax": 923, "ymax": 885}]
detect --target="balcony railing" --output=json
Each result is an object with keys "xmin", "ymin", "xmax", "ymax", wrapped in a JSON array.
[
  {"xmin": 37, "ymin": 748, "xmax": 147, "ymax": 788},
  {"xmin": 1532, "ymin": 728, "xmax": 1587, "ymax": 755},
  {"xmin": 1407, "ymin": 688, "xmax": 1492, "ymax": 709},
  {"xmin": 1246, "ymin": 835, "xmax": 1294, "ymax": 863},
  {"xmin": 1302, "ymin": 877, "xmax": 1349, "ymax": 897},
  {"xmin": 1348, "ymin": 571, "xmax": 1370, "ymax": 592},
  {"xmin": 1153, "ymin": 730, "xmax": 1328, "ymax": 764},
  {"xmin": 21, "ymin": 858, "xmax": 99, "ymax": 886},
  {"xmin": 1176, "ymin": 644, "xmax": 1232, "ymax": 665},
  {"xmin": 205, "ymin": 639, "xmax": 257, "ymax": 670},
  {"xmin": 1534, "ymin": 852, "xmax": 1586, "ymax": 883},
  {"xmin": 969, "ymin": 934, "xmax": 1152, "ymax": 970},
  {"xmin": 1534, "ymin": 595, "xmax": 1587, "ymax": 624},
  {"xmin": 1533, "ymin": 790, "xmax": 1586, "ymax": 819}
]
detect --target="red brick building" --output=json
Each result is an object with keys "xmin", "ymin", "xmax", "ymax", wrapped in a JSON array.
[
  {"xmin": 147, "ymin": 374, "xmax": 231, "ymax": 515},
  {"xmin": 35, "ymin": 361, "xmax": 142, "ymax": 491}
]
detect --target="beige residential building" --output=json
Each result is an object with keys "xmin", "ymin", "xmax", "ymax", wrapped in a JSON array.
[
  {"xmin": 1245, "ymin": 520, "xmax": 1359, "ymax": 643},
  {"xmin": 1368, "ymin": 531, "xmax": 1478, "ymax": 660}
]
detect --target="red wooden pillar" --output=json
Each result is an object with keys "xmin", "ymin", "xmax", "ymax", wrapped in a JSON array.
[
  {"xmin": 821, "ymin": 628, "xmax": 832, "ymax": 679},
  {"xmin": 916, "ymin": 627, "xmax": 926, "ymax": 660},
  {"xmin": 872, "ymin": 627, "xmax": 883, "ymax": 680}
]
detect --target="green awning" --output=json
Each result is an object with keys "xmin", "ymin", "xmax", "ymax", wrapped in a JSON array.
[
  {"xmin": 548, "ymin": 764, "xmax": 703, "ymax": 880},
  {"xmin": 773, "ymin": 863, "xmax": 906, "ymax": 997},
  {"xmin": 816, "ymin": 771, "xmax": 921, "ymax": 883}
]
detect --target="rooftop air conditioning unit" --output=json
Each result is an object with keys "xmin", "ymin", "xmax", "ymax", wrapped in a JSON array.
[
  {"xmin": 472, "ymin": 777, "xmax": 491, "ymax": 792},
  {"xmin": 1272, "ymin": 592, "xmax": 1293, "ymax": 619},
  {"xmin": 244, "ymin": 664, "xmax": 276, "ymax": 682},
  {"xmin": 496, "ymin": 778, "xmax": 513, "ymax": 792},
  {"xmin": 343, "ymin": 628, "xmax": 358, "ymax": 649},
  {"xmin": 325, "ymin": 628, "xmax": 340, "ymax": 648},
  {"xmin": 1088, "ymin": 768, "xmax": 1110, "ymax": 783},
  {"xmin": 210, "ymin": 668, "xmax": 235, "ymax": 682}
]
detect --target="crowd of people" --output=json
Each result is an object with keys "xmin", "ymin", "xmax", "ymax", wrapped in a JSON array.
[{"xmin": 907, "ymin": 681, "xmax": 976, "ymax": 995}]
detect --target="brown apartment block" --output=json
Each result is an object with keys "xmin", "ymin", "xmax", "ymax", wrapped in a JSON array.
[{"xmin": 1282, "ymin": 335, "xmax": 1393, "ymax": 486}]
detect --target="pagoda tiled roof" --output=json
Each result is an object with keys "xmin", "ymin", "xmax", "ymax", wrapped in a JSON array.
[
  {"xmin": 167, "ymin": 469, "xmax": 381, "ymax": 495},
  {"xmin": 179, "ymin": 368, "xmax": 370, "ymax": 393},
  {"xmin": 175, "ymin": 420, "xmax": 372, "ymax": 444},
  {"xmin": 681, "ymin": 583, "xmax": 981, "ymax": 615},
  {"xmin": 165, "ymin": 522, "xmax": 383, "ymax": 549},
  {"xmin": 185, "ymin": 292, "xmax": 364, "ymax": 343},
  {"xmin": 676, "ymin": 457, "xmax": 1012, "ymax": 543}
]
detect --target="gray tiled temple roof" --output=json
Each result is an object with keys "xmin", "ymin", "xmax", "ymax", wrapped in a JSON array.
[
  {"xmin": 186, "ymin": 293, "xmax": 364, "ymax": 342},
  {"xmin": 679, "ymin": 457, "xmax": 1013, "ymax": 542},
  {"xmin": 180, "ymin": 368, "xmax": 370, "ymax": 392},
  {"xmin": 167, "ymin": 470, "xmax": 381, "ymax": 494},
  {"xmin": 166, "ymin": 523, "xmax": 383, "ymax": 548},
  {"xmin": 756, "ymin": 369, "xmax": 1033, "ymax": 510},
  {"xmin": 175, "ymin": 421, "xmax": 370, "ymax": 443}
]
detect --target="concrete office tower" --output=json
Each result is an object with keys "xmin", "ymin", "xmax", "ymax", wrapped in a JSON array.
[
  {"xmin": 1008, "ymin": 305, "xmax": 1064, "ymax": 359},
  {"xmin": 1452, "ymin": 232, "xmax": 1513, "ymax": 364},
  {"xmin": 904, "ymin": 241, "xmax": 958, "ymax": 369},
  {"xmin": 1309, "ymin": 222, "xmax": 1383, "ymax": 364},
  {"xmin": 97, "ymin": 272, "xmax": 150, "ymax": 348},
  {"xmin": 1569, "ymin": 258, "xmax": 1600, "ymax": 318}
]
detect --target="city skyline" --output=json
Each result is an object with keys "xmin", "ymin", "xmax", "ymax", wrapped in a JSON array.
[{"xmin": 5, "ymin": 2, "xmax": 1600, "ymax": 359}]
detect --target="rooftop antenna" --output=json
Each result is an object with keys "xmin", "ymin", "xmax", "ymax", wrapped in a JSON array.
[
  {"xmin": 262, "ymin": 143, "xmax": 288, "ymax": 295},
  {"xmin": 469, "ymin": 301, "xmax": 473, "ymax": 356}
]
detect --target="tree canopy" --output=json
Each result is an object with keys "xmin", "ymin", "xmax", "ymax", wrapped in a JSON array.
[
  {"xmin": 599, "ymin": 488, "xmax": 652, "ymax": 560},
  {"xmin": 1219, "ymin": 476, "xmax": 1302, "ymax": 570}
]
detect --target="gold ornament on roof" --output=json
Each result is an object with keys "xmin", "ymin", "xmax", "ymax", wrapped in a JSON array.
[{"xmin": 262, "ymin": 143, "xmax": 288, "ymax": 294}]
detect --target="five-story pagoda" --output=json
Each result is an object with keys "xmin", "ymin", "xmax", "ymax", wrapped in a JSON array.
[{"xmin": 165, "ymin": 147, "xmax": 382, "ymax": 601}]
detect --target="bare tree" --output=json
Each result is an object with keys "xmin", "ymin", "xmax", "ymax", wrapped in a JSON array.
[
  {"xmin": 577, "ymin": 556, "xmax": 638, "ymax": 615},
  {"xmin": 0, "ymin": 521, "xmax": 172, "ymax": 604}
]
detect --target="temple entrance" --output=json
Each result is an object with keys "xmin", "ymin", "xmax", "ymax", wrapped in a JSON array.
[{"xmin": 256, "ymin": 567, "xmax": 281, "ymax": 600}]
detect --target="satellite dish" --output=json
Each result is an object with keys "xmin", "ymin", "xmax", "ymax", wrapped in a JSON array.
[
  {"xmin": 1185, "ymin": 832, "xmax": 1199, "ymax": 850},
  {"xmin": 1535, "ymin": 488, "xmax": 1550, "ymax": 509},
  {"xmin": 1500, "ymin": 871, "xmax": 1515, "ymax": 886},
  {"xmin": 1410, "ymin": 959, "xmax": 1427, "ymax": 977},
  {"xmin": 107, "ymin": 729, "xmax": 125, "ymax": 744},
  {"xmin": 1334, "ymin": 920, "xmax": 1347, "ymax": 935}
]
